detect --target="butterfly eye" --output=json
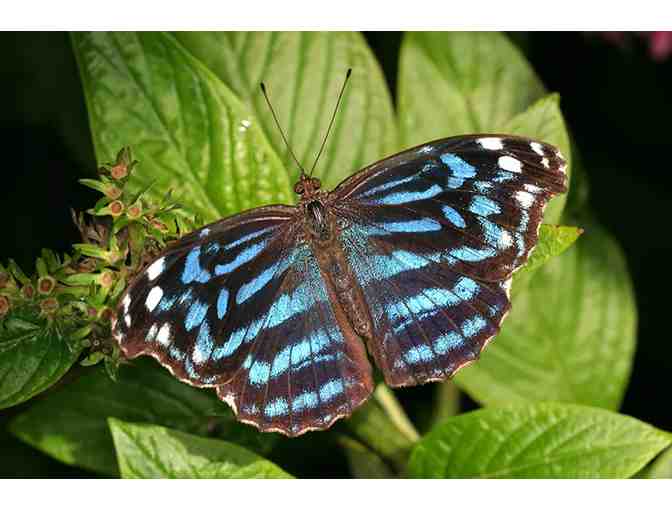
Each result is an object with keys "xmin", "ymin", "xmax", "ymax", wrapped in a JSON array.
[
  {"xmin": 294, "ymin": 182, "xmax": 305, "ymax": 194},
  {"xmin": 311, "ymin": 178, "xmax": 321, "ymax": 190}
]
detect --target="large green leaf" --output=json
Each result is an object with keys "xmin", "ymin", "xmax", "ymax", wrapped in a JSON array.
[
  {"xmin": 408, "ymin": 403, "xmax": 672, "ymax": 478},
  {"xmin": 174, "ymin": 32, "xmax": 398, "ymax": 189},
  {"xmin": 109, "ymin": 419, "xmax": 291, "ymax": 479},
  {"xmin": 399, "ymin": 31, "xmax": 546, "ymax": 142},
  {"xmin": 0, "ymin": 309, "xmax": 82, "ymax": 409},
  {"xmin": 72, "ymin": 32, "xmax": 292, "ymax": 222},
  {"xmin": 10, "ymin": 359, "xmax": 275, "ymax": 475},
  {"xmin": 455, "ymin": 220, "xmax": 636, "ymax": 410},
  {"xmin": 398, "ymin": 32, "xmax": 570, "ymax": 224}
]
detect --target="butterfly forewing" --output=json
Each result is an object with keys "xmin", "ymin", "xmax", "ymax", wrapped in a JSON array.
[
  {"xmin": 114, "ymin": 206, "xmax": 294, "ymax": 384},
  {"xmin": 331, "ymin": 134, "xmax": 567, "ymax": 386}
]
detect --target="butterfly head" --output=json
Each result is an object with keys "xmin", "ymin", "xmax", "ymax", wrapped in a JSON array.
[{"xmin": 294, "ymin": 174, "xmax": 322, "ymax": 200}]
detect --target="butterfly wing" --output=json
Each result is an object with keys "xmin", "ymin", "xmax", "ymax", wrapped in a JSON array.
[
  {"xmin": 330, "ymin": 134, "xmax": 567, "ymax": 386},
  {"xmin": 113, "ymin": 206, "xmax": 373, "ymax": 436}
]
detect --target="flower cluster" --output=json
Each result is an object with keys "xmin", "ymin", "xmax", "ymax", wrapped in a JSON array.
[{"xmin": 0, "ymin": 148, "xmax": 195, "ymax": 377}]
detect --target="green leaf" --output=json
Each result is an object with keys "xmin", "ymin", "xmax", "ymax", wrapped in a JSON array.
[
  {"xmin": 338, "ymin": 436, "xmax": 394, "ymax": 478},
  {"xmin": 455, "ymin": 220, "xmax": 636, "ymax": 410},
  {"xmin": 399, "ymin": 31, "xmax": 546, "ymax": 143},
  {"xmin": 72, "ymin": 31, "xmax": 292, "ymax": 222},
  {"xmin": 398, "ymin": 33, "xmax": 571, "ymax": 224},
  {"xmin": 641, "ymin": 447, "xmax": 672, "ymax": 478},
  {"xmin": 109, "ymin": 419, "xmax": 291, "ymax": 479},
  {"xmin": 174, "ymin": 32, "xmax": 398, "ymax": 189},
  {"xmin": 513, "ymin": 224, "xmax": 583, "ymax": 286},
  {"xmin": 0, "ymin": 308, "xmax": 82, "ymax": 409},
  {"xmin": 10, "ymin": 359, "xmax": 275, "ymax": 475},
  {"xmin": 408, "ymin": 403, "xmax": 672, "ymax": 478}
]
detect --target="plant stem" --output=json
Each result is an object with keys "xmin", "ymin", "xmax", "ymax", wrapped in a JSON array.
[{"xmin": 373, "ymin": 385, "xmax": 419, "ymax": 442}]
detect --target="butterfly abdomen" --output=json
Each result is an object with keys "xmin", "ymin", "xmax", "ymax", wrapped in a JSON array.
[{"xmin": 307, "ymin": 204, "xmax": 374, "ymax": 341}]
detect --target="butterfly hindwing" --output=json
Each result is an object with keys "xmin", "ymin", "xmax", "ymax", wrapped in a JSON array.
[
  {"xmin": 113, "ymin": 206, "xmax": 373, "ymax": 435},
  {"xmin": 331, "ymin": 134, "xmax": 567, "ymax": 386},
  {"xmin": 339, "ymin": 218, "xmax": 512, "ymax": 386},
  {"xmin": 215, "ymin": 248, "xmax": 373, "ymax": 434}
]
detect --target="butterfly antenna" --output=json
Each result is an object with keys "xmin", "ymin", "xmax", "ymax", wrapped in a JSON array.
[
  {"xmin": 309, "ymin": 68, "xmax": 352, "ymax": 177},
  {"xmin": 260, "ymin": 81, "xmax": 307, "ymax": 176}
]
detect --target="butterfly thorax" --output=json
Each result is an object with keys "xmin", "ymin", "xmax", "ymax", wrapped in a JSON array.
[
  {"xmin": 295, "ymin": 175, "xmax": 333, "ymax": 242},
  {"xmin": 295, "ymin": 176, "xmax": 374, "ymax": 341}
]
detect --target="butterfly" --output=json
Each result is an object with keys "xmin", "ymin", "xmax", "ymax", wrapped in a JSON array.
[{"xmin": 112, "ymin": 75, "xmax": 567, "ymax": 436}]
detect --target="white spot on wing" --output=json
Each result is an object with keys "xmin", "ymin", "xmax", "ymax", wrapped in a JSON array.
[
  {"xmin": 146, "ymin": 257, "xmax": 165, "ymax": 281},
  {"xmin": 499, "ymin": 156, "xmax": 522, "ymax": 173},
  {"xmin": 122, "ymin": 294, "xmax": 131, "ymax": 314},
  {"xmin": 478, "ymin": 137, "xmax": 504, "ymax": 150},
  {"xmin": 530, "ymin": 141, "xmax": 544, "ymax": 156},
  {"xmin": 500, "ymin": 230, "xmax": 513, "ymax": 249},
  {"xmin": 524, "ymin": 183, "xmax": 542, "ymax": 193},
  {"xmin": 193, "ymin": 347, "xmax": 207, "ymax": 365},
  {"xmin": 157, "ymin": 323, "xmax": 171, "ymax": 346},
  {"xmin": 541, "ymin": 157, "xmax": 550, "ymax": 168},
  {"xmin": 515, "ymin": 190, "xmax": 535, "ymax": 208},
  {"xmin": 124, "ymin": 313, "xmax": 131, "ymax": 328},
  {"xmin": 147, "ymin": 323, "xmax": 158, "ymax": 342},
  {"xmin": 145, "ymin": 286, "xmax": 163, "ymax": 312}
]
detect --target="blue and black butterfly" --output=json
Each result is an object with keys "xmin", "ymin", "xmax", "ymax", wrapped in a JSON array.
[{"xmin": 112, "ymin": 76, "xmax": 567, "ymax": 436}]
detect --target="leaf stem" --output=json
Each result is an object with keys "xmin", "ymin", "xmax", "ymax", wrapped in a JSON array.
[{"xmin": 373, "ymin": 385, "xmax": 420, "ymax": 442}]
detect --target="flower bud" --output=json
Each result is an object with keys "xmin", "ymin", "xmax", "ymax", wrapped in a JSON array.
[
  {"xmin": 99, "ymin": 270, "xmax": 115, "ymax": 288},
  {"xmin": 40, "ymin": 297, "xmax": 58, "ymax": 314},
  {"xmin": 106, "ymin": 185, "xmax": 122, "ymax": 199},
  {"xmin": 127, "ymin": 203, "xmax": 142, "ymax": 220},
  {"xmin": 109, "ymin": 200, "xmax": 124, "ymax": 217},
  {"xmin": 110, "ymin": 164, "xmax": 128, "ymax": 180},
  {"xmin": 22, "ymin": 284, "xmax": 35, "ymax": 299},
  {"xmin": 37, "ymin": 276, "xmax": 56, "ymax": 295}
]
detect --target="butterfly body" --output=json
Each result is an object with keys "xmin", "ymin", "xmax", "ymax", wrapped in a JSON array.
[{"xmin": 113, "ymin": 134, "xmax": 567, "ymax": 436}]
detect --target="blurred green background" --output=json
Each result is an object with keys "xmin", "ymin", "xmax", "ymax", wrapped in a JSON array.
[{"xmin": 1, "ymin": 32, "xmax": 670, "ymax": 477}]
